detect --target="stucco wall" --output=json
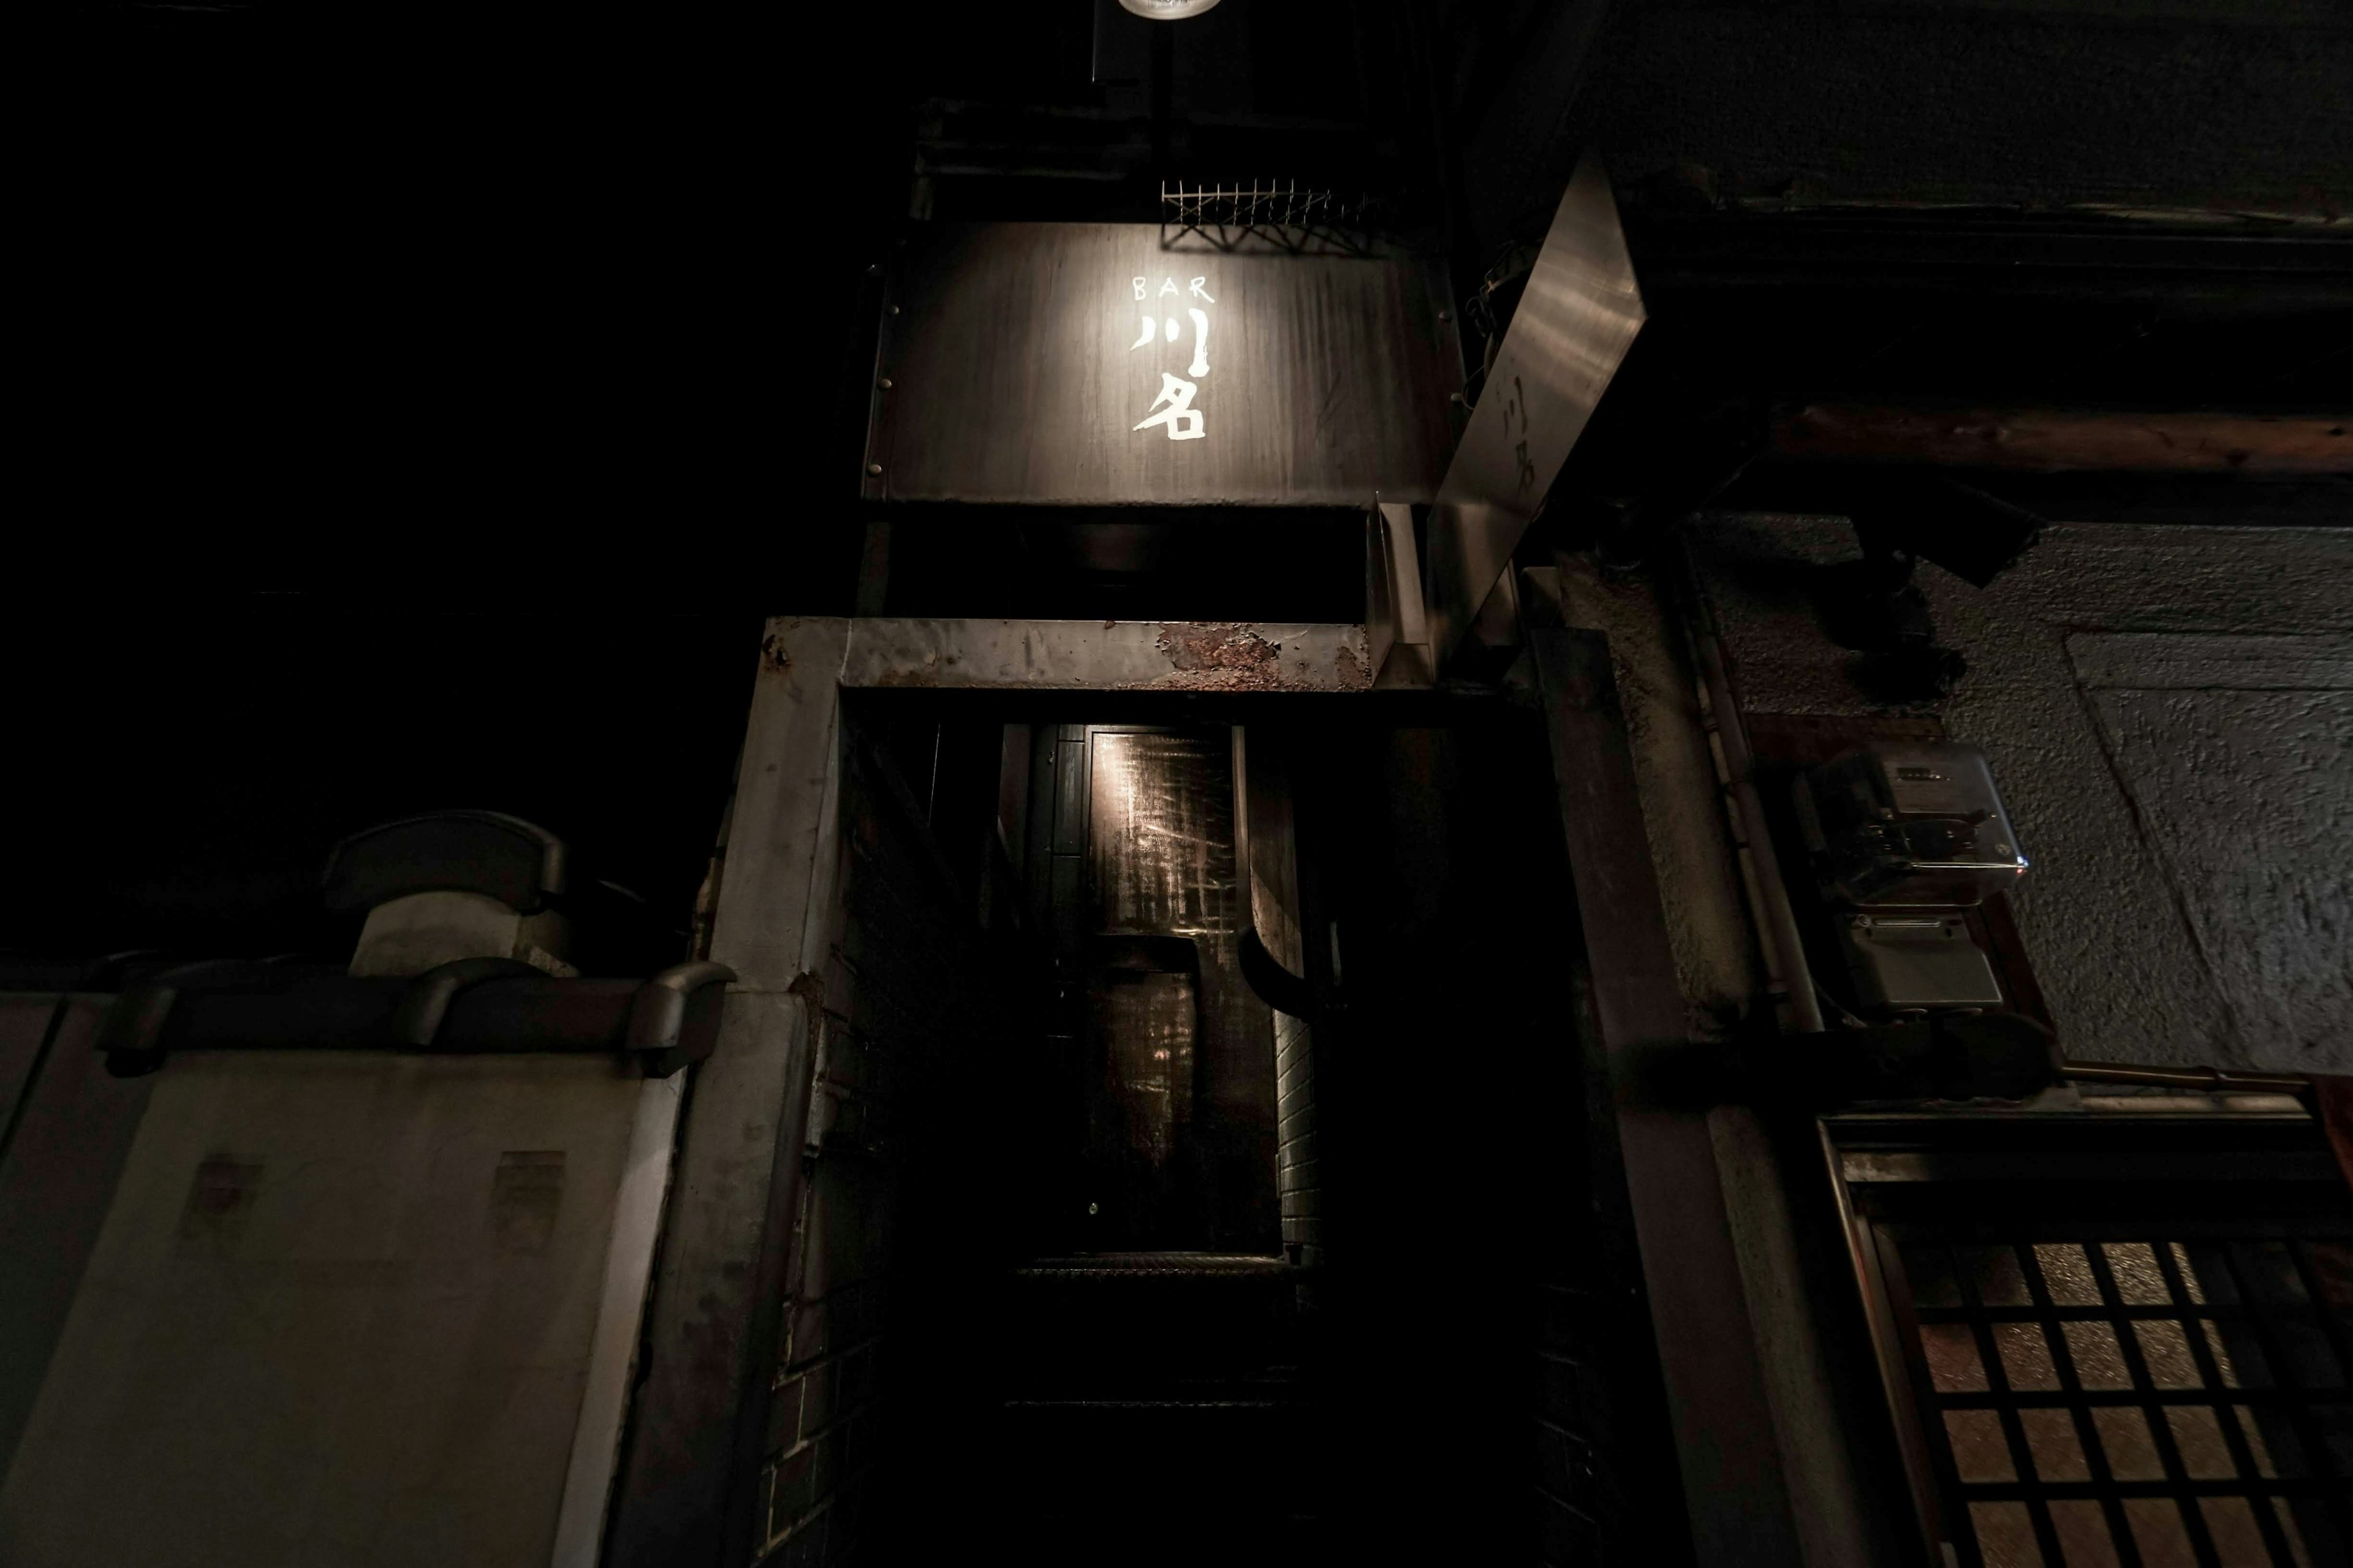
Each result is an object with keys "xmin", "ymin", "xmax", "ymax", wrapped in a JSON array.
[{"xmin": 1689, "ymin": 517, "xmax": 2353, "ymax": 1074}]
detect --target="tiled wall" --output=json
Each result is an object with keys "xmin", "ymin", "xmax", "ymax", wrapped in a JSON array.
[
  {"xmin": 1537, "ymin": 1281, "xmax": 1634, "ymax": 1563},
  {"xmin": 1272, "ymin": 1007, "xmax": 1320, "ymax": 1270},
  {"xmin": 753, "ymin": 732, "xmax": 1002, "ymax": 1566},
  {"xmin": 760, "ymin": 1273, "xmax": 886, "ymax": 1566}
]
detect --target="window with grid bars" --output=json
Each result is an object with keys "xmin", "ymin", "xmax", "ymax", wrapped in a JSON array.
[{"xmin": 1830, "ymin": 1114, "xmax": 2352, "ymax": 1568}]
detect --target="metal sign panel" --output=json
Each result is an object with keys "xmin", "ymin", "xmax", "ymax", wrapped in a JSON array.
[
  {"xmin": 864, "ymin": 224, "xmax": 1464, "ymax": 506},
  {"xmin": 1425, "ymin": 155, "xmax": 1645, "ymax": 669}
]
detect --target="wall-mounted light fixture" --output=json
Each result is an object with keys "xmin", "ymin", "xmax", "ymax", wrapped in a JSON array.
[{"xmin": 1118, "ymin": 0, "xmax": 1220, "ymax": 17}]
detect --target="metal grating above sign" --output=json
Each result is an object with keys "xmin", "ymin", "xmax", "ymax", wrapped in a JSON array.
[{"xmin": 863, "ymin": 224, "xmax": 1464, "ymax": 507}]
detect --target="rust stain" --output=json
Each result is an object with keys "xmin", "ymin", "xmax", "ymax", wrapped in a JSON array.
[{"xmin": 1153, "ymin": 623, "xmax": 1292, "ymax": 689}]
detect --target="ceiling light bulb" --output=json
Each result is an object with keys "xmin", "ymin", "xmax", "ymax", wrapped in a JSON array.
[{"xmin": 1119, "ymin": 0, "xmax": 1221, "ymax": 17}]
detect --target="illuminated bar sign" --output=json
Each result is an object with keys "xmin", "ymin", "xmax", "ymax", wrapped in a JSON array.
[{"xmin": 862, "ymin": 224, "xmax": 1465, "ymax": 506}]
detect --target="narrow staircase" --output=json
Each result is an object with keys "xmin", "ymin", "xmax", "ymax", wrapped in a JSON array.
[{"xmin": 989, "ymin": 1252, "xmax": 1326, "ymax": 1558}]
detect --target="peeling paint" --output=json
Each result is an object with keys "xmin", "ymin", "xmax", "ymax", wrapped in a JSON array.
[
  {"xmin": 821, "ymin": 617, "xmax": 1370, "ymax": 693},
  {"xmin": 1156, "ymin": 623, "xmax": 1283, "ymax": 676}
]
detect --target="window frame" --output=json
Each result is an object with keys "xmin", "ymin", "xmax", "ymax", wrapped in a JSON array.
[{"xmin": 1821, "ymin": 1107, "xmax": 2352, "ymax": 1568}]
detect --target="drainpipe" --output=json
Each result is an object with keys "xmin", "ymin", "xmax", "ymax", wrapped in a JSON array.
[{"xmin": 1673, "ymin": 537, "xmax": 1825, "ymax": 1036}]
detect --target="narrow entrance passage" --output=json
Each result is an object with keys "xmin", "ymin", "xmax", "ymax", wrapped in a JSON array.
[
  {"xmin": 1032, "ymin": 724, "xmax": 1278, "ymax": 1254},
  {"xmin": 817, "ymin": 705, "xmax": 1313, "ymax": 1559},
  {"xmin": 994, "ymin": 721, "xmax": 1305, "ymax": 1548},
  {"xmin": 780, "ymin": 692, "xmax": 1640, "ymax": 1566}
]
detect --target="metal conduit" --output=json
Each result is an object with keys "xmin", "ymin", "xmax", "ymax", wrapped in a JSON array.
[
  {"xmin": 2061, "ymin": 1059, "xmax": 2316, "ymax": 1096},
  {"xmin": 1673, "ymin": 538, "xmax": 1827, "ymax": 1036}
]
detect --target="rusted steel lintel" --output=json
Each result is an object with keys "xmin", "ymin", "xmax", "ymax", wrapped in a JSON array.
[
  {"xmin": 817, "ymin": 617, "xmax": 1374, "ymax": 693},
  {"xmin": 1773, "ymin": 404, "xmax": 2352, "ymax": 473}
]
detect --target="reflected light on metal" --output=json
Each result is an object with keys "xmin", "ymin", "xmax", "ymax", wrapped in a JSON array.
[
  {"xmin": 1119, "ymin": 0, "xmax": 1221, "ymax": 15},
  {"xmin": 1425, "ymin": 153, "xmax": 1645, "ymax": 672}
]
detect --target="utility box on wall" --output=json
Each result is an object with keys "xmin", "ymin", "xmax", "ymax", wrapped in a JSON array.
[
  {"xmin": 1796, "ymin": 741, "xmax": 2031, "ymax": 1015},
  {"xmin": 863, "ymin": 223, "xmax": 1464, "ymax": 506}
]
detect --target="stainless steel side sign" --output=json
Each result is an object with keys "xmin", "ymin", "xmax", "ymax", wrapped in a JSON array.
[{"xmin": 1424, "ymin": 155, "xmax": 1645, "ymax": 670}]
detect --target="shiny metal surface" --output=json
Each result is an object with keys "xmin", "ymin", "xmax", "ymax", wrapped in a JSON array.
[
  {"xmin": 1427, "ymin": 156, "xmax": 1645, "ymax": 670},
  {"xmin": 1093, "ymin": 971, "xmax": 1196, "ymax": 1172},
  {"xmin": 1365, "ymin": 502, "xmax": 1433, "ymax": 689},
  {"xmin": 1091, "ymin": 732, "xmax": 1232, "ymax": 937},
  {"xmin": 867, "ymin": 224, "xmax": 1463, "ymax": 506},
  {"xmin": 1083, "ymin": 730, "xmax": 1275, "ymax": 1249}
]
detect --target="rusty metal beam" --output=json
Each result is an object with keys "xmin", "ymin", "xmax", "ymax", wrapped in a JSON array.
[
  {"xmin": 816, "ymin": 617, "xmax": 1374, "ymax": 693},
  {"xmin": 1772, "ymin": 404, "xmax": 2353, "ymax": 473}
]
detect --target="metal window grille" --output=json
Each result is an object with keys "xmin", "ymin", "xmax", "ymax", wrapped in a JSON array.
[
  {"xmin": 1159, "ymin": 181, "xmax": 1379, "ymax": 252},
  {"xmin": 1830, "ymin": 1113, "xmax": 2352, "ymax": 1568},
  {"xmin": 1885, "ymin": 1225, "xmax": 2349, "ymax": 1566}
]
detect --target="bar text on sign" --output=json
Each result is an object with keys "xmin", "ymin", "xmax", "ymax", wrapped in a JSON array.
[{"xmin": 1129, "ymin": 276, "xmax": 1217, "ymax": 442}]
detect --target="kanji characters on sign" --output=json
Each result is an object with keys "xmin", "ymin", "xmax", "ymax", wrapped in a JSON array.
[{"xmin": 1127, "ymin": 276, "xmax": 1216, "ymax": 442}]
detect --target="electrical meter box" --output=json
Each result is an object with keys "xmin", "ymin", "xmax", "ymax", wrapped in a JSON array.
[{"xmin": 1796, "ymin": 741, "xmax": 2028, "ymax": 909}]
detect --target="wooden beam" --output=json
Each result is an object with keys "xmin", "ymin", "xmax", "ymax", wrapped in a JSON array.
[{"xmin": 1772, "ymin": 404, "xmax": 2352, "ymax": 474}]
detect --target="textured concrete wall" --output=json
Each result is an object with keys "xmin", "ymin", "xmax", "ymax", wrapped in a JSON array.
[{"xmin": 1690, "ymin": 517, "xmax": 2353, "ymax": 1074}]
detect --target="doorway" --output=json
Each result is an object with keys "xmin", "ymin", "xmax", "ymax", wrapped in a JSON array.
[{"xmin": 714, "ymin": 627, "xmax": 1644, "ymax": 1566}]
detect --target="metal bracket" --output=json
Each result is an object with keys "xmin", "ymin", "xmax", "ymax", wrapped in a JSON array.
[
  {"xmin": 627, "ymin": 962, "xmax": 738, "ymax": 1079},
  {"xmin": 97, "ymin": 960, "xmax": 295, "ymax": 1078}
]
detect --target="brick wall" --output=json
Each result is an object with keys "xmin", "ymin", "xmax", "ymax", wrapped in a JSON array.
[
  {"xmin": 1271, "ymin": 1007, "xmax": 1319, "ymax": 1270},
  {"xmin": 1529, "ymin": 956, "xmax": 1697, "ymax": 1568},
  {"xmin": 753, "ymin": 725, "xmax": 1010, "ymax": 1566},
  {"xmin": 1536, "ymin": 1282, "xmax": 1630, "ymax": 1563}
]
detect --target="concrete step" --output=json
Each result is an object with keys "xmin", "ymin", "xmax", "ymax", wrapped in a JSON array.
[{"xmin": 995, "ymin": 1251, "xmax": 1308, "ymax": 1398}]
